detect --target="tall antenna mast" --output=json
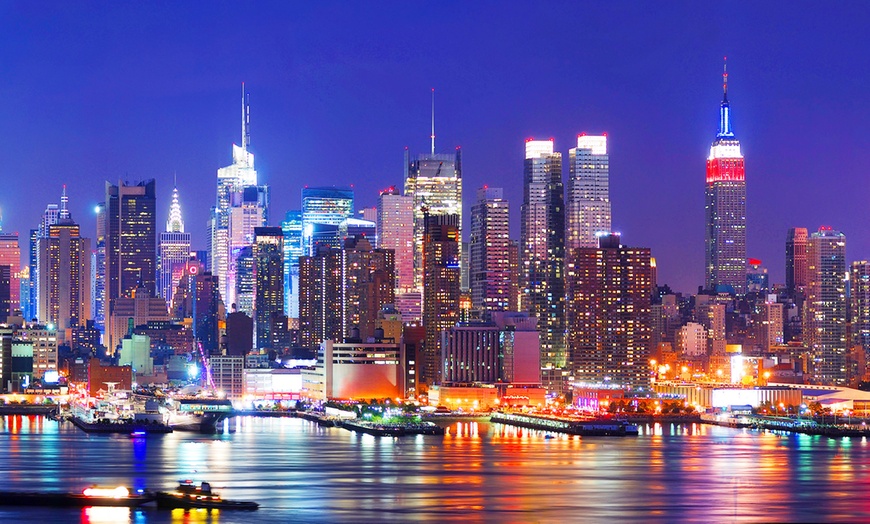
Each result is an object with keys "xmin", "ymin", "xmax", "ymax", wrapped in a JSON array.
[
  {"xmin": 430, "ymin": 88, "xmax": 435, "ymax": 155},
  {"xmin": 60, "ymin": 184, "xmax": 70, "ymax": 220},
  {"xmin": 722, "ymin": 56, "xmax": 728, "ymax": 98},
  {"xmin": 241, "ymin": 82, "xmax": 246, "ymax": 150}
]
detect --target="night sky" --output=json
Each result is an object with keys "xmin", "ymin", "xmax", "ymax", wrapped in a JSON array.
[{"xmin": 1, "ymin": 1, "xmax": 868, "ymax": 294}]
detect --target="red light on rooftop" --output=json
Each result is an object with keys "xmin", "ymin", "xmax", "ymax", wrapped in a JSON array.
[
  {"xmin": 525, "ymin": 137, "xmax": 534, "ymax": 142},
  {"xmin": 819, "ymin": 225, "xmax": 833, "ymax": 231},
  {"xmin": 748, "ymin": 258, "xmax": 762, "ymax": 266},
  {"xmin": 602, "ymin": 132, "xmax": 607, "ymax": 137},
  {"xmin": 549, "ymin": 137, "xmax": 554, "ymax": 142},
  {"xmin": 579, "ymin": 133, "xmax": 586, "ymax": 137}
]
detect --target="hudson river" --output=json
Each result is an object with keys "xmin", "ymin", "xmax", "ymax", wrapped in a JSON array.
[{"xmin": 0, "ymin": 415, "xmax": 867, "ymax": 523}]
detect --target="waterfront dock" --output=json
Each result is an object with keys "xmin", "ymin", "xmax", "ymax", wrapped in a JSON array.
[
  {"xmin": 338, "ymin": 418, "xmax": 445, "ymax": 437},
  {"xmin": 701, "ymin": 413, "xmax": 870, "ymax": 437},
  {"xmin": 491, "ymin": 412, "xmax": 639, "ymax": 436}
]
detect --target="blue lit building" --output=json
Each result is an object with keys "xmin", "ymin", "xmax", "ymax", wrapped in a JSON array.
[{"xmin": 281, "ymin": 210, "xmax": 303, "ymax": 318}]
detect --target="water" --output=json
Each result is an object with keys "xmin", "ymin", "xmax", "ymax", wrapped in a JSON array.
[{"xmin": 0, "ymin": 415, "xmax": 868, "ymax": 523}]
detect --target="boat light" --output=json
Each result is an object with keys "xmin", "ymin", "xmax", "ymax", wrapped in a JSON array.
[{"xmin": 83, "ymin": 486, "xmax": 130, "ymax": 498}]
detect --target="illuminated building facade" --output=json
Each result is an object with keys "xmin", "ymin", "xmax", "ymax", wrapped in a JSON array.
[
  {"xmin": 520, "ymin": 138, "xmax": 566, "ymax": 393},
  {"xmin": 470, "ymin": 187, "xmax": 511, "ymax": 318},
  {"xmin": 422, "ymin": 214, "xmax": 461, "ymax": 388},
  {"xmin": 301, "ymin": 187, "xmax": 354, "ymax": 255},
  {"xmin": 298, "ymin": 237, "xmax": 395, "ymax": 349},
  {"xmin": 171, "ymin": 261, "xmax": 222, "ymax": 353},
  {"xmin": 0, "ymin": 233, "xmax": 21, "ymax": 314},
  {"xmin": 227, "ymin": 186, "xmax": 267, "ymax": 310},
  {"xmin": 851, "ymin": 261, "xmax": 870, "ymax": 368},
  {"xmin": 105, "ymin": 179, "xmax": 157, "ymax": 301},
  {"xmin": 786, "ymin": 227, "xmax": 809, "ymax": 300},
  {"xmin": 567, "ymin": 134, "xmax": 611, "ymax": 251},
  {"xmin": 36, "ymin": 214, "xmax": 91, "ymax": 333},
  {"xmin": 705, "ymin": 63, "xmax": 746, "ymax": 295},
  {"xmin": 566, "ymin": 233, "xmax": 651, "ymax": 388},
  {"xmin": 93, "ymin": 203, "xmax": 106, "ymax": 331},
  {"xmin": 209, "ymin": 84, "xmax": 268, "ymax": 308},
  {"xmin": 158, "ymin": 185, "xmax": 191, "ymax": 306},
  {"xmin": 404, "ymin": 148, "xmax": 462, "ymax": 291},
  {"xmin": 302, "ymin": 339, "xmax": 405, "ymax": 401},
  {"xmin": 281, "ymin": 210, "xmax": 303, "ymax": 318},
  {"xmin": 377, "ymin": 187, "xmax": 414, "ymax": 292},
  {"xmin": 254, "ymin": 227, "xmax": 284, "ymax": 350},
  {"xmin": 805, "ymin": 227, "xmax": 847, "ymax": 384}
]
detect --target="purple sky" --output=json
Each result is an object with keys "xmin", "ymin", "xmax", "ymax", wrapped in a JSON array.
[{"xmin": 1, "ymin": 1, "xmax": 868, "ymax": 293}]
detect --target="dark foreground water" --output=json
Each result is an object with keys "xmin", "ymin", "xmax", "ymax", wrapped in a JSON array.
[{"xmin": 0, "ymin": 415, "xmax": 868, "ymax": 523}]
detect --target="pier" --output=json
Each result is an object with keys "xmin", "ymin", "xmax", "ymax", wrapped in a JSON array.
[{"xmin": 491, "ymin": 412, "xmax": 639, "ymax": 436}]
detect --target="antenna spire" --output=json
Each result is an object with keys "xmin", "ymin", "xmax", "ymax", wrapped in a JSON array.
[
  {"xmin": 241, "ymin": 82, "xmax": 250, "ymax": 150},
  {"xmin": 430, "ymin": 88, "xmax": 435, "ymax": 155},
  {"xmin": 60, "ymin": 184, "xmax": 70, "ymax": 220},
  {"xmin": 722, "ymin": 56, "xmax": 728, "ymax": 100}
]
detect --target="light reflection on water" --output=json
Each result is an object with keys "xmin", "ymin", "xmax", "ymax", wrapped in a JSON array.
[{"xmin": 0, "ymin": 416, "xmax": 868, "ymax": 522}]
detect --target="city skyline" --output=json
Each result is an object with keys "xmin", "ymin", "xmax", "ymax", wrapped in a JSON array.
[{"xmin": 1, "ymin": 3, "xmax": 869, "ymax": 294}]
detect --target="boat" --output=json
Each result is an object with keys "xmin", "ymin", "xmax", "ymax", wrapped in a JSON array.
[
  {"xmin": 166, "ymin": 398, "xmax": 234, "ymax": 431},
  {"xmin": 155, "ymin": 481, "xmax": 258, "ymax": 510},
  {"xmin": 0, "ymin": 486, "xmax": 155, "ymax": 507}
]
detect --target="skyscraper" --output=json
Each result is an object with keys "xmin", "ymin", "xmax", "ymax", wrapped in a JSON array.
[
  {"xmin": 281, "ymin": 210, "xmax": 303, "ymax": 318},
  {"xmin": 404, "ymin": 147, "xmax": 462, "ymax": 291},
  {"xmin": 786, "ymin": 227, "xmax": 809, "ymax": 300},
  {"xmin": 705, "ymin": 62, "xmax": 746, "ymax": 295},
  {"xmin": 566, "ymin": 233, "xmax": 651, "ymax": 388},
  {"xmin": 104, "ymin": 179, "xmax": 157, "ymax": 302},
  {"xmin": 422, "ymin": 213, "xmax": 460, "ymax": 388},
  {"xmin": 93, "ymin": 203, "xmax": 106, "ymax": 332},
  {"xmin": 520, "ymin": 138, "xmax": 566, "ymax": 393},
  {"xmin": 254, "ymin": 227, "xmax": 284, "ymax": 350},
  {"xmin": 301, "ymin": 187, "xmax": 354, "ymax": 255},
  {"xmin": 376, "ymin": 187, "xmax": 414, "ymax": 293},
  {"xmin": 227, "ymin": 186, "xmax": 267, "ymax": 309},
  {"xmin": 851, "ymin": 261, "xmax": 870, "ymax": 371},
  {"xmin": 298, "ymin": 237, "xmax": 395, "ymax": 349},
  {"xmin": 158, "ymin": 185, "xmax": 191, "ymax": 306},
  {"xmin": 805, "ymin": 227, "xmax": 846, "ymax": 384},
  {"xmin": 566, "ymin": 134, "xmax": 610, "ymax": 251},
  {"xmin": 470, "ymin": 186, "xmax": 510, "ymax": 318},
  {"xmin": 209, "ymin": 84, "xmax": 267, "ymax": 306},
  {"xmin": 0, "ymin": 233, "xmax": 20, "ymax": 315},
  {"xmin": 36, "ymin": 199, "xmax": 91, "ymax": 332},
  {"xmin": 30, "ymin": 202, "xmax": 60, "ymax": 320}
]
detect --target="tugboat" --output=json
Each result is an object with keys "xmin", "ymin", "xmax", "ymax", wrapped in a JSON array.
[{"xmin": 156, "ymin": 481, "xmax": 258, "ymax": 510}]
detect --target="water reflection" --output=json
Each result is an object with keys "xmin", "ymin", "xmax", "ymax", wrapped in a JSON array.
[{"xmin": 0, "ymin": 416, "xmax": 868, "ymax": 522}]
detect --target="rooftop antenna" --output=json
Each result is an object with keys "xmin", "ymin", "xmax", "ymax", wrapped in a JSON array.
[
  {"xmin": 241, "ymin": 82, "xmax": 250, "ymax": 150},
  {"xmin": 430, "ymin": 88, "xmax": 435, "ymax": 155},
  {"xmin": 722, "ymin": 56, "xmax": 728, "ymax": 99},
  {"xmin": 59, "ymin": 184, "xmax": 70, "ymax": 220}
]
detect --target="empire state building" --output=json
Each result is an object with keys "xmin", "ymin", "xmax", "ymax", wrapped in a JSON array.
[{"xmin": 705, "ymin": 60, "xmax": 746, "ymax": 295}]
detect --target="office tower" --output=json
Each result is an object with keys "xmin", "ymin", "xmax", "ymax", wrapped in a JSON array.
[
  {"xmin": 786, "ymin": 227, "xmax": 809, "ymax": 299},
  {"xmin": 36, "ymin": 203, "xmax": 91, "ymax": 332},
  {"xmin": 93, "ymin": 203, "xmax": 106, "ymax": 331},
  {"xmin": 30, "ymin": 202, "xmax": 60, "ymax": 320},
  {"xmin": 0, "ymin": 234, "xmax": 20, "ymax": 315},
  {"xmin": 358, "ymin": 206, "xmax": 377, "ymax": 243},
  {"xmin": 757, "ymin": 298, "xmax": 784, "ymax": 352},
  {"xmin": 301, "ymin": 187, "xmax": 354, "ymax": 255},
  {"xmin": 422, "ymin": 214, "xmax": 461, "ymax": 388},
  {"xmin": 377, "ymin": 187, "xmax": 414, "ymax": 292},
  {"xmin": 106, "ymin": 288, "xmax": 168, "ymax": 355},
  {"xmin": 226, "ymin": 186, "xmax": 267, "ymax": 308},
  {"xmin": 158, "ymin": 185, "xmax": 191, "ymax": 306},
  {"xmin": 254, "ymin": 227, "xmax": 284, "ymax": 350},
  {"xmin": 404, "ymin": 146, "xmax": 462, "ymax": 291},
  {"xmin": 299, "ymin": 237, "xmax": 395, "ymax": 349},
  {"xmin": 470, "ymin": 187, "xmax": 510, "ymax": 318},
  {"xmin": 566, "ymin": 233, "xmax": 651, "ymax": 388},
  {"xmin": 281, "ymin": 211, "xmax": 303, "ymax": 318},
  {"xmin": 209, "ymin": 84, "xmax": 268, "ymax": 306},
  {"xmin": 172, "ymin": 261, "xmax": 222, "ymax": 353},
  {"xmin": 441, "ymin": 322, "xmax": 501, "ymax": 384},
  {"xmin": 105, "ymin": 179, "xmax": 157, "ymax": 302},
  {"xmin": 566, "ymin": 134, "xmax": 611, "ymax": 251},
  {"xmin": 24, "ymin": 229, "xmax": 37, "ymax": 320},
  {"xmin": 705, "ymin": 62, "xmax": 746, "ymax": 295},
  {"xmin": 851, "ymin": 261, "xmax": 870, "ymax": 367},
  {"xmin": 520, "ymin": 138, "xmax": 566, "ymax": 393},
  {"xmin": 507, "ymin": 239, "xmax": 520, "ymax": 312},
  {"xmin": 339, "ymin": 217, "xmax": 376, "ymax": 242},
  {"xmin": 746, "ymin": 258, "xmax": 769, "ymax": 295},
  {"xmin": 0, "ymin": 266, "xmax": 9, "ymax": 320},
  {"xmin": 805, "ymin": 227, "xmax": 847, "ymax": 384}
]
